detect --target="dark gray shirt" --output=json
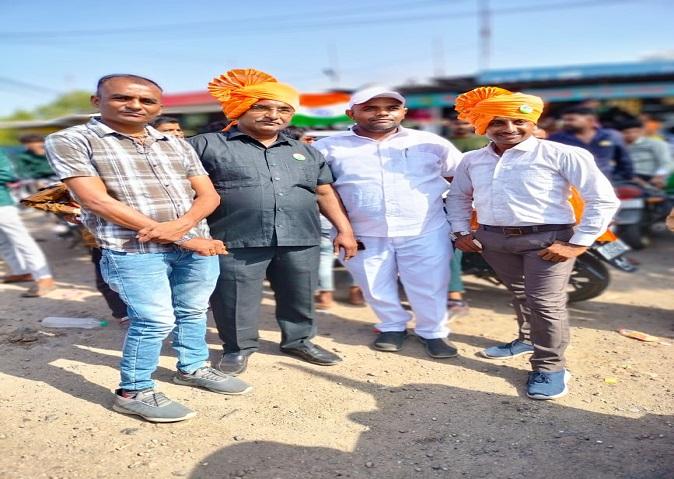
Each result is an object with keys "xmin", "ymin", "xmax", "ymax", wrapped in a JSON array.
[{"xmin": 188, "ymin": 128, "xmax": 333, "ymax": 248}]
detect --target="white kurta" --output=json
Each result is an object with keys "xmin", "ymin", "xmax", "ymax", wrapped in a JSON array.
[{"xmin": 315, "ymin": 127, "xmax": 463, "ymax": 338}]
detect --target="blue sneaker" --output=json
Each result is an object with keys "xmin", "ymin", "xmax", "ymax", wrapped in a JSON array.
[
  {"xmin": 527, "ymin": 369, "xmax": 570, "ymax": 400},
  {"xmin": 480, "ymin": 339, "xmax": 534, "ymax": 359}
]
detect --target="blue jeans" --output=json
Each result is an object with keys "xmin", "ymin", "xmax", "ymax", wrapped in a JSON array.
[
  {"xmin": 318, "ymin": 234, "xmax": 335, "ymax": 291},
  {"xmin": 448, "ymin": 249, "xmax": 464, "ymax": 293},
  {"xmin": 100, "ymin": 248, "xmax": 219, "ymax": 391}
]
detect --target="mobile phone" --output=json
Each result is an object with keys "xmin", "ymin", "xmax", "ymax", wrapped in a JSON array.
[{"xmin": 356, "ymin": 240, "xmax": 366, "ymax": 251}]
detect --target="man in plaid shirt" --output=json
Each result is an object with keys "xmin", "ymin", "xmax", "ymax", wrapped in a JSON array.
[{"xmin": 46, "ymin": 74, "xmax": 251, "ymax": 423}]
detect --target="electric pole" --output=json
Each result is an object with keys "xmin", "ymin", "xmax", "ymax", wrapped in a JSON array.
[{"xmin": 478, "ymin": 0, "xmax": 491, "ymax": 72}]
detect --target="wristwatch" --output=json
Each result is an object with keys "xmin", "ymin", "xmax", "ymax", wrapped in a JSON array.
[
  {"xmin": 450, "ymin": 231, "xmax": 471, "ymax": 241},
  {"xmin": 174, "ymin": 234, "xmax": 194, "ymax": 245}
]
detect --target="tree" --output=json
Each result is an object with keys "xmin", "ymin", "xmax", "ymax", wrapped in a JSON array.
[
  {"xmin": 0, "ymin": 91, "xmax": 95, "ymax": 145},
  {"xmin": 34, "ymin": 90, "xmax": 94, "ymax": 119},
  {"xmin": 0, "ymin": 110, "xmax": 39, "ymax": 145}
]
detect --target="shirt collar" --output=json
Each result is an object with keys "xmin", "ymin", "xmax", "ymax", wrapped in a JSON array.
[
  {"xmin": 487, "ymin": 135, "xmax": 539, "ymax": 155},
  {"xmin": 510, "ymin": 135, "xmax": 539, "ymax": 151},
  {"xmin": 345, "ymin": 125, "xmax": 410, "ymax": 142},
  {"xmin": 86, "ymin": 117, "xmax": 168, "ymax": 140},
  {"xmin": 225, "ymin": 126, "xmax": 292, "ymax": 146}
]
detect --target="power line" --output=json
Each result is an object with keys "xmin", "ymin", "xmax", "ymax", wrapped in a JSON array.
[
  {"xmin": 0, "ymin": 0, "xmax": 633, "ymax": 42},
  {"xmin": 0, "ymin": 0, "xmax": 451, "ymax": 40},
  {"xmin": 0, "ymin": 76, "xmax": 62, "ymax": 94}
]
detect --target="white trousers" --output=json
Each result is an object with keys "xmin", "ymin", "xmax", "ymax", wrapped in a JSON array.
[
  {"xmin": 0, "ymin": 205, "xmax": 51, "ymax": 279},
  {"xmin": 345, "ymin": 224, "xmax": 452, "ymax": 339}
]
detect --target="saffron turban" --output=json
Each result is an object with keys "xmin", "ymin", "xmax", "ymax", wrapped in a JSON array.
[
  {"xmin": 454, "ymin": 86, "xmax": 544, "ymax": 135},
  {"xmin": 207, "ymin": 68, "xmax": 300, "ymax": 126}
]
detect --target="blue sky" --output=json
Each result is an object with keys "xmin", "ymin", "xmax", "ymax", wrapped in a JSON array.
[{"xmin": 1, "ymin": 0, "xmax": 673, "ymax": 116}]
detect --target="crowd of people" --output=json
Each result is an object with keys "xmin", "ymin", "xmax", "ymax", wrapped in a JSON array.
[{"xmin": 1, "ymin": 69, "xmax": 673, "ymax": 424}]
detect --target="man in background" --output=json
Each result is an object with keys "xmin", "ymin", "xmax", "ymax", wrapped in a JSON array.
[
  {"xmin": 14, "ymin": 134, "xmax": 55, "ymax": 184},
  {"xmin": 448, "ymin": 115, "xmax": 489, "ymax": 153},
  {"xmin": 151, "ymin": 116, "xmax": 185, "ymax": 139},
  {"xmin": 617, "ymin": 118, "xmax": 672, "ymax": 189},
  {"xmin": 0, "ymin": 150, "xmax": 55, "ymax": 297},
  {"xmin": 549, "ymin": 106, "xmax": 635, "ymax": 182}
]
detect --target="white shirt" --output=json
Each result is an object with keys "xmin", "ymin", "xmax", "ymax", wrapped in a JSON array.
[
  {"xmin": 446, "ymin": 136, "xmax": 620, "ymax": 246},
  {"xmin": 314, "ymin": 126, "xmax": 463, "ymax": 237}
]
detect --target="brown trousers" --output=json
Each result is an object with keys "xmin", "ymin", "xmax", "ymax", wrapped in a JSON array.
[{"xmin": 475, "ymin": 227, "xmax": 575, "ymax": 372}]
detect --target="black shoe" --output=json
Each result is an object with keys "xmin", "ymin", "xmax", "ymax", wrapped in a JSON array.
[
  {"xmin": 280, "ymin": 342, "xmax": 342, "ymax": 366},
  {"xmin": 417, "ymin": 336, "xmax": 458, "ymax": 358},
  {"xmin": 373, "ymin": 331, "xmax": 407, "ymax": 352},
  {"xmin": 217, "ymin": 350, "xmax": 252, "ymax": 375}
]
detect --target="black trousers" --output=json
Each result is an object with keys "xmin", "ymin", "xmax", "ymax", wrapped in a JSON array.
[
  {"xmin": 210, "ymin": 245, "xmax": 319, "ymax": 353},
  {"xmin": 91, "ymin": 247, "xmax": 127, "ymax": 319}
]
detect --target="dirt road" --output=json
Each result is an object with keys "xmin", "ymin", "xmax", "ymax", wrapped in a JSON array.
[{"xmin": 1, "ymin": 211, "xmax": 672, "ymax": 478}]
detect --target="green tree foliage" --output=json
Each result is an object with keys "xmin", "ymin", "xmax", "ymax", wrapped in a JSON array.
[
  {"xmin": 0, "ymin": 91, "xmax": 95, "ymax": 145},
  {"xmin": 0, "ymin": 110, "xmax": 36, "ymax": 145},
  {"xmin": 34, "ymin": 90, "xmax": 94, "ymax": 119}
]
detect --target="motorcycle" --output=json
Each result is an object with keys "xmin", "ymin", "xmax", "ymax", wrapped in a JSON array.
[
  {"xmin": 613, "ymin": 181, "xmax": 671, "ymax": 250},
  {"xmin": 461, "ymin": 234, "xmax": 636, "ymax": 303}
]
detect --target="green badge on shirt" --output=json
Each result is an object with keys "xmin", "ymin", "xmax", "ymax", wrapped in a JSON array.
[{"xmin": 293, "ymin": 153, "xmax": 306, "ymax": 161}]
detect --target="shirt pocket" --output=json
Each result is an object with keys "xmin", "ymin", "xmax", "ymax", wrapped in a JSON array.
[
  {"xmin": 406, "ymin": 150, "xmax": 439, "ymax": 176},
  {"xmin": 504, "ymin": 159, "xmax": 556, "ymax": 191},
  {"xmin": 213, "ymin": 165, "xmax": 261, "ymax": 188},
  {"xmin": 519, "ymin": 167, "xmax": 554, "ymax": 183},
  {"xmin": 293, "ymin": 163, "xmax": 317, "ymax": 188}
]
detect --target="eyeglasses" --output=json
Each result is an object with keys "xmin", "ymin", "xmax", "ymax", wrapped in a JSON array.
[{"xmin": 249, "ymin": 104, "xmax": 295, "ymax": 116}]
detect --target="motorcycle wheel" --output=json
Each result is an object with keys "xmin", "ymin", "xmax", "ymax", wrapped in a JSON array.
[
  {"xmin": 616, "ymin": 223, "xmax": 650, "ymax": 250},
  {"xmin": 568, "ymin": 254, "xmax": 610, "ymax": 303}
]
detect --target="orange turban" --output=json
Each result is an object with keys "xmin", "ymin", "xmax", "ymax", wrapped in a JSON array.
[
  {"xmin": 208, "ymin": 68, "xmax": 300, "ymax": 128},
  {"xmin": 454, "ymin": 86, "xmax": 544, "ymax": 135}
]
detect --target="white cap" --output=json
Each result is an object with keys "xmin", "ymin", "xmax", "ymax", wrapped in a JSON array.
[{"xmin": 348, "ymin": 86, "xmax": 406, "ymax": 109}]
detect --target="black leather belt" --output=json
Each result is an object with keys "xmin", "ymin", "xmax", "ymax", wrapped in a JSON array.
[{"xmin": 480, "ymin": 224, "xmax": 574, "ymax": 236}]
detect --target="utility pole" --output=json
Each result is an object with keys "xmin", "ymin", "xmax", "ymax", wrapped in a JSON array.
[
  {"xmin": 478, "ymin": 0, "xmax": 491, "ymax": 73},
  {"xmin": 323, "ymin": 43, "xmax": 341, "ymax": 89},
  {"xmin": 432, "ymin": 36, "xmax": 446, "ymax": 78}
]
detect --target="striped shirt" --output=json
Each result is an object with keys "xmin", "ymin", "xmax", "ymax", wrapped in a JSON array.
[{"xmin": 45, "ymin": 118, "xmax": 211, "ymax": 253}]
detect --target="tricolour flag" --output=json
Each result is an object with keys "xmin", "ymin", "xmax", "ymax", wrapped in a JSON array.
[{"xmin": 292, "ymin": 92, "xmax": 352, "ymax": 128}]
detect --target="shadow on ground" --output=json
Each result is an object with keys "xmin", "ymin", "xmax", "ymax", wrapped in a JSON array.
[{"xmin": 189, "ymin": 366, "xmax": 673, "ymax": 479}]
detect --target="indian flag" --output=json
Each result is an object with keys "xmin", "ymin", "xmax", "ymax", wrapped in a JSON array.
[{"xmin": 292, "ymin": 92, "xmax": 352, "ymax": 128}]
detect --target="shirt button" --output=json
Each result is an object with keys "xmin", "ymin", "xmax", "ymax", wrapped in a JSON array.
[
  {"xmin": 278, "ymin": 193, "xmax": 284, "ymax": 196},
  {"xmin": 274, "ymin": 177, "xmax": 281, "ymax": 181}
]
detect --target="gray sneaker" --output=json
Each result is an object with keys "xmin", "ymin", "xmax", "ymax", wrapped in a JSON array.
[
  {"xmin": 112, "ymin": 389, "xmax": 195, "ymax": 423},
  {"xmin": 174, "ymin": 366, "xmax": 253, "ymax": 395}
]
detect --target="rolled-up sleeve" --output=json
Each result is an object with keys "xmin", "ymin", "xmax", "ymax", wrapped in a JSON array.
[
  {"xmin": 45, "ymin": 132, "xmax": 98, "ymax": 179},
  {"xmin": 560, "ymin": 148, "xmax": 621, "ymax": 246}
]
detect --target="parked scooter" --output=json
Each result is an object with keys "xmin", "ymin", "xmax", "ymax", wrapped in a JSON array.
[
  {"xmin": 613, "ymin": 181, "xmax": 671, "ymax": 250},
  {"xmin": 461, "ymin": 232, "xmax": 636, "ymax": 303}
]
